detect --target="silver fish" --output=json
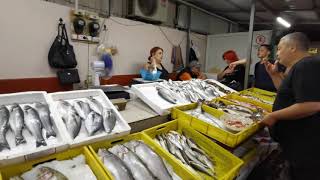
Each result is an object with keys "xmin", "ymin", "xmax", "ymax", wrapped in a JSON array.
[
  {"xmin": 190, "ymin": 161, "xmax": 215, "ymax": 177},
  {"xmin": 24, "ymin": 105, "xmax": 46, "ymax": 147},
  {"xmin": 35, "ymin": 103, "xmax": 56, "ymax": 138},
  {"xmin": 125, "ymin": 140, "xmax": 172, "ymax": 180},
  {"xmin": 103, "ymin": 109, "xmax": 116, "ymax": 134},
  {"xmin": 58, "ymin": 101, "xmax": 81, "ymax": 139},
  {"xmin": 156, "ymin": 87, "xmax": 177, "ymax": 104},
  {"xmin": 37, "ymin": 166, "xmax": 68, "ymax": 180},
  {"xmin": 74, "ymin": 101, "xmax": 91, "ymax": 120},
  {"xmin": 9, "ymin": 104, "xmax": 26, "ymax": 145},
  {"xmin": 98, "ymin": 148, "xmax": 134, "ymax": 180},
  {"xmin": 88, "ymin": 96, "xmax": 103, "ymax": 115},
  {"xmin": 109, "ymin": 145, "xmax": 155, "ymax": 180},
  {"xmin": 85, "ymin": 111, "xmax": 103, "ymax": 136},
  {"xmin": 0, "ymin": 105, "xmax": 10, "ymax": 151}
]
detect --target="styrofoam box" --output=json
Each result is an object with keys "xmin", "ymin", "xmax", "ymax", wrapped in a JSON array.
[
  {"xmin": 0, "ymin": 91, "xmax": 69, "ymax": 167},
  {"xmin": 48, "ymin": 89, "xmax": 131, "ymax": 148},
  {"xmin": 131, "ymin": 79, "xmax": 237, "ymax": 115},
  {"xmin": 131, "ymin": 83, "xmax": 191, "ymax": 115}
]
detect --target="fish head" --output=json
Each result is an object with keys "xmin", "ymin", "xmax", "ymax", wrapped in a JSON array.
[
  {"xmin": 0, "ymin": 105, "xmax": 9, "ymax": 115},
  {"xmin": 23, "ymin": 105, "xmax": 33, "ymax": 112}
]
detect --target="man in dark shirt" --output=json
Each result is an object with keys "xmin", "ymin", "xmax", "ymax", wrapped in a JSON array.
[
  {"xmin": 254, "ymin": 44, "xmax": 277, "ymax": 92},
  {"xmin": 262, "ymin": 32, "xmax": 320, "ymax": 180}
]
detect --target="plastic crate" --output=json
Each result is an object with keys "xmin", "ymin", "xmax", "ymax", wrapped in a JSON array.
[
  {"xmin": 143, "ymin": 119, "xmax": 244, "ymax": 180},
  {"xmin": 222, "ymin": 93, "xmax": 272, "ymax": 113},
  {"xmin": 243, "ymin": 88, "xmax": 276, "ymax": 97},
  {"xmin": 171, "ymin": 103, "xmax": 262, "ymax": 148},
  {"xmin": 88, "ymin": 132, "xmax": 196, "ymax": 180},
  {"xmin": 0, "ymin": 147, "xmax": 108, "ymax": 180}
]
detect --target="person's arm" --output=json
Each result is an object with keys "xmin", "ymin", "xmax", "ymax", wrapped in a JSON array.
[
  {"xmin": 229, "ymin": 59, "xmax": 247, "ymax": 69},
  {"xmin": 261, "ymin": 102, "xmax": 320, "ymax": 127},
  {"xmin": 217, "ymin": 70, "xmax": 226, "ymax": 80},
  {"xmin": 262, "ymin": 60, "xmax": 320, "ymax": 126},
  {"xmin": 218, "ymin": 67, "xmax": 234, "ymax": 80}
]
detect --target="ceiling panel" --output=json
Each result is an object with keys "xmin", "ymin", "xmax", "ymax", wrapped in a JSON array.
[
  {"xmin": 185, "ymin": 0, "xmax": 239, "ymax": 10},
  {"xmin": 222, "ymin": 12, "xmax": 251, "ymax": 21}
]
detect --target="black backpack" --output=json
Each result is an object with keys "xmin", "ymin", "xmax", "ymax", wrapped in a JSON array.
[{"xmin": 48, "ymin": 18, "xmax": 77, "ymax": 69}]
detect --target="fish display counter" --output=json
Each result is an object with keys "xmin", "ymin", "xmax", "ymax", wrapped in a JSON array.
[
  {"xmin": 131, "ymin": 79, "xmax": 237, "ymax": 115},
  {"xmin": 0, "ymin": 91, "xmax": 68, "ymax": 167},
  {"xmin": 48, "ymin": 89, "xmax": 131, "ymax": 147}
]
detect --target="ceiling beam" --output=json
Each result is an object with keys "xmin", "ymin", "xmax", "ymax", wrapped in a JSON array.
[
  {"xmin": 257, "ymin": 0, "xmax": 278, "ymax": 16},
  {"xmin": 221, "ymin": 0, "xmax": 266, "ymax": 22},
  {"xmin": 238, "ymin": 21, "xmax": 320, "ymax": 25}
]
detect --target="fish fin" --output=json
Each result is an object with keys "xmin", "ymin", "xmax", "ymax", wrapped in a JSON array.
[
  {"xmin": 15, "ymin": 135, "xmax": 26, "ymax": 145},
  {"xmin": 46, "ymin": 129, "xmax": 56, "ymax": 138},
  {"xmin": 0, "ymin": 142, "xmax": 10, "ymax": 151},
  {"xmin": 36, "ymin": 139, "xmax": 47, "ymax": 147}
]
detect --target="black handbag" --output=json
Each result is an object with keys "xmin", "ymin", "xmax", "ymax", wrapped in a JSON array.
[
  {"xmin": 57, "ymin": 69, "xmax": 80, "ymax": 84},
  {"xmin": 48, "ymin": 19, "xmax": 77, "ymax": 69}
]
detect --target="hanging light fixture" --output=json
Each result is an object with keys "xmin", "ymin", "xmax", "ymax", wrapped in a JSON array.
[{"xmin": 276, "ymin": 17, "xmax": 291, "ymax": 28}]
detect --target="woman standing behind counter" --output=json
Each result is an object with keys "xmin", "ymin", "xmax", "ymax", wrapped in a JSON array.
[{"xmin": 143, "ymin": 47, "xmax": 169, "ymax": 80}]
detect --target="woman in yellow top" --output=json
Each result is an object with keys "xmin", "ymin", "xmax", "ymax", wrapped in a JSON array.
[{"xmin": 176, "ymin": 61, "xmax": 206, "ymax": 81}]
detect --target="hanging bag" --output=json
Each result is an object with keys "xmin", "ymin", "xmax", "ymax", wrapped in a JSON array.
[{"xmin": 48, "ymin": 18, "xmax": 77, "ymax": 69}]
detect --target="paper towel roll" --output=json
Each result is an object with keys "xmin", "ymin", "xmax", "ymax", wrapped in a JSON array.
[{"xmin": 91, "ymin": 61, "xmax": 105, "ymax": 69}]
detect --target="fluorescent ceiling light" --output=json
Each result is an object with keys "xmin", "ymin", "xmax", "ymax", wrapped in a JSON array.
[{"xmin": 277, "ymin": 17, "xmax": 291, "ymax": 28}]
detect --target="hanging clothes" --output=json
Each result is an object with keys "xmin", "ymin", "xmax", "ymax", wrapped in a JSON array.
[{"xmin": 171, "ymin": 45, "xmax": 184, "ymax": 73}]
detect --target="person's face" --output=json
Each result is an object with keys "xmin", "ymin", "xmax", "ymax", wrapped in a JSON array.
[
  {"xmin": 276, "ymin": 39, "xmax": 294, "ymax": 66},
  {"xmin": 152, "ymin": 49, "xmax": 163, "ymax": 63},
  {"xmin": 257, "ymin": 46, "xmax": 270, "ymax": 59},
  {"xmin": 224, "ymin": 58, "xmax": 233, "ymax": 65},
  {"xmin": 191, "ymin": 66, "xmax": 200, "ymax": 74}
]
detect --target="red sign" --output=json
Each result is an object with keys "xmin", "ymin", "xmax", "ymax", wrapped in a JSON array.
[{"xmin": 256, "ymin": 34, "xmax": 266, "ymax": 45}]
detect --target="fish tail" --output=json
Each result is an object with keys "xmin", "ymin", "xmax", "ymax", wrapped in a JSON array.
[
  {"xmin": 46, "ymin": 129, "xmax": 57, "ymax": 138},
  {"xmin": 15, "ymin": 135, "xmax": 26, "ymax": 145},
  {"xmin": 0, "ymin": 142, "xmax": 10, "ymax": 152},
  {"xmin": 36, "ymin": 139, "xmax": 47, "ymax": 147}
]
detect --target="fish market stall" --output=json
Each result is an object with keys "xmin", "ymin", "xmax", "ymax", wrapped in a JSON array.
[
  {"xmin": 0, "ymin": 91, "xmax": 68, "ymax": 167},
  {"xmin": 131, "ymin": 79, "xmax": 237, "ymax": 115}
]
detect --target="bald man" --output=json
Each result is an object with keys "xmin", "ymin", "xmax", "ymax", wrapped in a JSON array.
[{"xmin": 261, "ymin": 32, "xmax": 320, "ymax": 179}]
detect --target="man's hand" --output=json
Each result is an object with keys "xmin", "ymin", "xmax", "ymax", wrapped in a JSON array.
[
  {"xmin": 260, "ymin": 113, "xmax": 278, "ymax": 127},
  {"xmin": 264, "ymin": 60, "xmax": 279, "ymax": 76}
]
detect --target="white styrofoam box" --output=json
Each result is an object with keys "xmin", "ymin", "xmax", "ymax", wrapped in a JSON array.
[
  {"xmin": 131, "ymin": 83, "xmax": 190, "ymax": 115},
  {"xmin": 0, "ymin": 91, "xmax": 69, "ymax": 167},
  {"xmin": 48, "ymin": 89, "xmax": 131, "ymax": 148}
]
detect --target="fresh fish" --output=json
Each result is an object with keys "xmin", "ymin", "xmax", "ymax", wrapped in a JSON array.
[
  {"xmin": 125, "ymin": 140, "xmax": 172, "ymax": 180},
  {"xmin": 24, "ymin": 105, "xmax": 46, "ymax": 147},
  {"xmin": 190, "ymin": 161, "xmax": 215, "ymax": 177},
  {"xmin": 85, "ymin": 111, "xmax": 103, "ymax": 136},
  {"xmin": 0, "ymin": 105, "xmax": 10, "ymax": 151},
  {"xmin": 156, "ymin": 87, "xmax": 177, "ymax": 104},
  {"xmin": 9, "ymin": 104, "xmax": 26, "ymax": 145},
  {"xmin": 156, "ymin": 135, "xmax": 168, "ymax": 151},
  {"xmin": 103, "ymin": 109, "xmax": 117, "ymax": 134},
  {"xmin": 74, "ymin": 101, "xmax": 91, "ymax": 120},
  {"xmin": 35, "ymin": 103, "xmax": 56, "ymax": 138},
  {"xmin": 36, "ymin": 166, "xmax": 68, "ymax": 180},
  {"xmin": 58, "ymin": 101, "xmax": 81, "ymax": 139},
  {"xmin": 98, "ymin": 148, "xmax": 134, "ymax": 180},
  {"xmin": 109, "ymin": 145, "xmax": 155, "ymax": 180},
  {"xmin": 88, "ymin": 96, "xmax": 103, "ymax": 115}
]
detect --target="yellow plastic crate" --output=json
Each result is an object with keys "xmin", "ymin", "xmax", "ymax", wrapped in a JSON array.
[
  {"xmin": 172, "ymin": 104, "xmax": 262, "ymax": 148},
  {"xmin": 143, "ymin": 119, "xmax": 244, "ymax": 180},
  {"xmin": 88, "ymin": 132, "xmax": 196, "ymax": 180},
  {"xmin": 0, "ymin": 147, "xmax": 108, "ymax": 180},
  {"xmin": 222, "ymin": 93, "xmax": 272, "ymax": 113},
  {"xmin": 243, "ymin": 88, "xmax": 276, "ymax": 97}
]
